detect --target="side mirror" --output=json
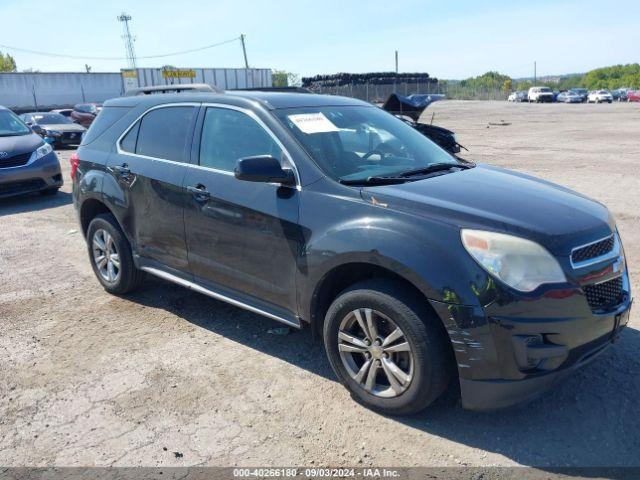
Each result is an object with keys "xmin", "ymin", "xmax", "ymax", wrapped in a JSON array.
[
  {"xmin": 234, "ymin": 155, "xmax": 295, "ymax": 186},
  {"xmin": 31, "ymin": 124, "xmax": 44, "ymax": 136}
]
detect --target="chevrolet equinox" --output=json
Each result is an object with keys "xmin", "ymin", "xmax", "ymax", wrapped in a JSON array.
[{"xmin": 72, "ymin": 89, "xmax": 632, "ymax": 414}]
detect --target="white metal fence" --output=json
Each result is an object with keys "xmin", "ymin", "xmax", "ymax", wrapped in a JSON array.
[{"xmin": 0, "ymin": 72, "xmax": 124, "ymax": 112}]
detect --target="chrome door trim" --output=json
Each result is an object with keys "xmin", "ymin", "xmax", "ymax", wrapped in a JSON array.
[
  {"xmin": 140, "ymin": 266, "xmax": 301, "ymax": 329},
  {"xmin": 115, "ymin": 101, "xmax": 201, "ymax": 159},
  {"xmin": 115, "ymin": 101, "xmax": 301, "ymax": 189}
]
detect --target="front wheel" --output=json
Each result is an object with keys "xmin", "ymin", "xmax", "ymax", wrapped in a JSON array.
[
  {"xmin": 86, "ymin": 213, "xmax": 145, "ymax": 294},
  {"xmin": 323, "ymin": 279, "xmax": 453, "ymax": 415}
]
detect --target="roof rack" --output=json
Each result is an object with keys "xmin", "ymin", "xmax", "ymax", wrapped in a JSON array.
[{"xmin": 123, "ymin": 83, "xmax": 222, "ymax": 97}]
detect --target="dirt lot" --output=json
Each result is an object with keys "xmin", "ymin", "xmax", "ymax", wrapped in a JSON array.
[{"xmin": 1, "ymin": 101, "xmax": 638, "ymax": 468}]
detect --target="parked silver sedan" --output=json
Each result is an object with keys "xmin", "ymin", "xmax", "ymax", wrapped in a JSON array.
[{"xmin": 556, "ymin": 91, "xmax": 583, "ymax": 103}]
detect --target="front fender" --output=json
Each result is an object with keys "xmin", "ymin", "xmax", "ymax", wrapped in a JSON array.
[{"xmin": 298, "ymin": 210, "xmax": 497, "ymax": 321}]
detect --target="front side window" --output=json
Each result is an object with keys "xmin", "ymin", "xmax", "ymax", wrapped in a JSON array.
[
  {"xmin": 0, "ymin": 110, "xmax": 31, "ymax": 136},
  {"xmin": 274, "ymin": 106, "xmax": 456, "ymax": 183},
  {"xmin": 199, "ymin": 107, "xmax": 283, "ymax": 172},
  {"xmin": 132, "ymin": 106, "xmax": 196, "ymax": 162}
]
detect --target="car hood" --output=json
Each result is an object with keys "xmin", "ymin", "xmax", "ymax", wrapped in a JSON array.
[
  {"xmin": 41, "ymin": 123, "xmax": 86, "ymax": 132},
  {"xmin": 362, "ymin": 164, "xmax": 613, "ymax": 256},
  {"xmin": 0, "ymin": 133, "xmax": 43, "ymax": 156}
]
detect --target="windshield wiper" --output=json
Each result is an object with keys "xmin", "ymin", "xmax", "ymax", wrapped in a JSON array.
[
  {"xmin": 397, "ymin": 162, "xmax": 475, "ymax": 178},
  {"xmin": 339, "ymin": 162, "xmax": 476, "ymax": 186}
]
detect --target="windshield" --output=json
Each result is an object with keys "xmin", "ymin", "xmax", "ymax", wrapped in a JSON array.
[
  {"xmin": 0, "ymin": 110, "xmax": 31, "ymax": 136},
  {"xmin": 274, "ymin": 106, "xmax": 458, "ymax": 183},
  {"xmin": 540, "ymin": 87, "xmax": 552, "ymax": 93},
  {"xmin": 33, "ymin": 113, "xmax": 73, "ymax": 125}
]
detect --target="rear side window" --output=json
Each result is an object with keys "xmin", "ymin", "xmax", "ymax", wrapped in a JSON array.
[
  {"xmin": 119, "ymin": 120, "xmax": 140, "ymax": 152},
  {"xmin": 134, "ymin": 106, "xmax": 196, "ymax": 162},
  {"xmin": 81, "ymin": 106, "xmax": 131, "ymax": 145},
  {"xmin": 199, "ymin": 107, "xmax": 282, "ymax": 172}
]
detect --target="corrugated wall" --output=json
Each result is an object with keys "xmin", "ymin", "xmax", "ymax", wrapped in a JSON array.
[
  {"xmin": 0, "ymin": 68, "xmax": 273, "ymax": 112},
  {"xmin": 122, "ymin": 68, "xmax": 272, "ymax": 91},
  {"xmin": 0, "ymin": 73, "xmax": 124, "ymax": 112}
]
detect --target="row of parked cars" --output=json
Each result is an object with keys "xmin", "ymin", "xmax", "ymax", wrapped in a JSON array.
[
  {"xmin": 508, "ymin": 87, "xmax": 640, "ymax": 103},
  {"xmin": 18, "ymin": 103, "xmax": 102, "ymax": 148}
]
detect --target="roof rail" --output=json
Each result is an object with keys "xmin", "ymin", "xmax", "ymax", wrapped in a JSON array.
[
  {"xmin": 123, "ymin": 83, "xmax": 222, "ymax": 96},
  {"xmin": 235, "ymin": 87, "xmax": 313, "ymax": 94}
]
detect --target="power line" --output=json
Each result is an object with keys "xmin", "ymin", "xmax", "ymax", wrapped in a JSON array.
[{"xmin": 0, "ymin": 36, "xmax": 242, "ymax": 62}]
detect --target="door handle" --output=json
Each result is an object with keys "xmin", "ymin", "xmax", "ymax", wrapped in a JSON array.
[
  {"xmin": 187, "ymin": 184, "xmax": 211, "ymax": 200},
  {"xmin": 113, "ymin": 163, "xmax": 131, "ymax": 178}
]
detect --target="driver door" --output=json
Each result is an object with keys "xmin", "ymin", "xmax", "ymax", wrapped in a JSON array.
[{"xmin": 183, "ymin": 106, "xmax": 301, "ymax": 315}]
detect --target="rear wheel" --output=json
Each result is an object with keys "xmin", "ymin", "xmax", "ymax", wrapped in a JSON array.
[
  {"xmin": 86, "ymin": 213, "xmax": 145, "ymax": 294},
  {"xmin": 323, "ymin": 279, "xmax": 452, "ymax": 415}
]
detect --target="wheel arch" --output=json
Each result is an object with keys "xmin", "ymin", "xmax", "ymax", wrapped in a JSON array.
[
  {"xmin": 80, "ymin": 198, "xmax": 113, "ymax": 237},
  {"xmin": 307, "ymin": 260, "xmax": 441, "ymax": 338}
]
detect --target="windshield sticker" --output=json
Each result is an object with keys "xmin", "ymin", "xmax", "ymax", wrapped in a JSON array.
[{"xmin": 288, "ymin": 112, "xmax": 339, "ymax": 134}]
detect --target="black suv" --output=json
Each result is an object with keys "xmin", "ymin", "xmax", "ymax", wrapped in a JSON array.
[{"xmin": 73, "ymin": 89, "xmax": 632, "ymax": 414}]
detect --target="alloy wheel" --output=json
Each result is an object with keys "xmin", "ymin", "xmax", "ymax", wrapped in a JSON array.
[
  {"xmin": 338, "ymin": 308, "xmax": 414, "ymax": 398},
  {"xmin": 92, "ymin": 229, "xmax": 120, "ymax": 283}
]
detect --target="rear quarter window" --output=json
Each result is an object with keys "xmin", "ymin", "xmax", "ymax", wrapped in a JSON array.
[{"xmin": 81, "ymin": 106, "xmax": 132, "ymax": 145}]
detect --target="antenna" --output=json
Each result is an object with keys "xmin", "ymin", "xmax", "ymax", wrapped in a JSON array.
[{"xmin": 117, "ymin": 12, "xmax": 137, "ymax": 69}]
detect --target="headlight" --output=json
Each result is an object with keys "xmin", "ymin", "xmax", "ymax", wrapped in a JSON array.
[
  {"xmin": 45, "ymin": 130, "xmax": 62, "ymax": 137},
  {"xmin": 34, "ymin": 143, "xmax": 53, "ymax": 160},
  {"xmin": 461, "ymin": 229, "xmax": 566, "ymax": 292}
]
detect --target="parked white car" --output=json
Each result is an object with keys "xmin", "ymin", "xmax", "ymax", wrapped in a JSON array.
[
  {"xmin": 508, "ymin": 91, "xmax": 528, "ymax": 102},
  {"xmin": 527, "ymin": 86, "xmax": 554, "ymax": 103},
  {"xmin": 587, "ymin": 90, "xmax": 613, "ymax": 103}
]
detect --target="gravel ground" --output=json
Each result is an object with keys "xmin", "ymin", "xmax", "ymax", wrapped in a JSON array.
[{"xmin": 0, "ymin": 100, "xmax": 638, "ymax": 468}]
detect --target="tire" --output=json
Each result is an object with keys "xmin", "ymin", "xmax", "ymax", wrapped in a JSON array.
[
  {"xmin": 323, "ymin": 279, "xmax": 453, "ymax": 415},
  {"xmin": 40, "ymin": 187, "xmax": 59, "ymax": 196},
  {"xmin": 86, "ymin": 213, "xmax": 145, "ymax": 294}
]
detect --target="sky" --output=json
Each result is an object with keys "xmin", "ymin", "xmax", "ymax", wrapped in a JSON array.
[{"xmin": 0, "ymin": 0, "xmax": 637, "ymax": 80}]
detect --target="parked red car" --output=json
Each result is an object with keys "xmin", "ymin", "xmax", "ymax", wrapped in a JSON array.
[
  {"xmin": 70, "ymin": 103, "xmax": 101, "ymax": 127},
  {"xmin": 627, "ymin": 90, "xmax": 640, "ymax": 102}
]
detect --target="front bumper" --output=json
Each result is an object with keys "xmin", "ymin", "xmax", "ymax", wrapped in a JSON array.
[
  {"xmin": 458, "ymin": 299, "xmax": 631, "ymax": 410},
  {"xmin": 0, "ymin": 151, "xmax": 63, "ymax": 198},
  {"xmin": 430, "ymin": 271, "xmax": 632, "ymax": 410},
  {"xmin": 46, "ymin": 131, "xmax": 83, "ymax": 147}
]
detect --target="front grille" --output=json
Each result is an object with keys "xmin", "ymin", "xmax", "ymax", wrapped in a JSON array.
[
  {"xmin": 0, "ymin": 178, "xmax": 45, "ymax": 196},
  {"xmin": 0, "ymin": 151, "xmax": 32, "ymax": 168},
  {"xmin": 584, "ymin": 276, "xmax": 623, "ymax": 311},
  {"xmin": 572, "ymin": 235, "xmax": 614, "ymax": 264}
]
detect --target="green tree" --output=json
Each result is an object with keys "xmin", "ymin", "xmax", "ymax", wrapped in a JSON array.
[
  {"xmin": 582, "ymin": 64, "xmax": 640, "ymax": 89},
  {"xmin": 502, "ymin": 78, "xmax": 512, "ymax": 93},
  {"xmin": 272, "ymin": 70, "xmax": 300, "ymax": 87},
  {"xmin": 0, "ymin": 51, "xmax": 17, "ymax": 72}
]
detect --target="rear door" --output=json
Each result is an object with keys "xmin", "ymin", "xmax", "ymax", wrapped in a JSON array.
[
  {"xmin": 183, "ymin": 105, "xmax": 300, "ymax": 314},
  {"xmin": 106, "ymin": 103, "xmax": 198, "ymax": 274}
]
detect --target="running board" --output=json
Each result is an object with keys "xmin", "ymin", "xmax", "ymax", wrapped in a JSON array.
[{"xmin": 140, "ymin": 266, "xmax": 301, "ymax": 329}]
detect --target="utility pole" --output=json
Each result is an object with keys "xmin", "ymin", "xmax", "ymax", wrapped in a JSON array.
[
  {"xmin": 534, "ymin": 61, "xmax": 537, "ymax": 84},
  {"xmin": 240, "ymin": 34, "xmax": 249, "ymax": 68},
  {"xmin": 117, "ymin": 12, "xmax": 137, "ymax": 69},
  {"xmin": 395, "ymin": 50, "xmax": 399, "ymax": 74}
]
